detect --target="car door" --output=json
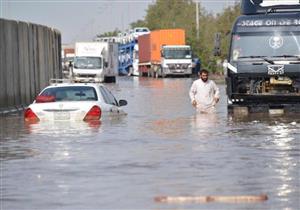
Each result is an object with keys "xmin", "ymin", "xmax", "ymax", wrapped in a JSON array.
[{"xmin": 99, "ymin": 86, "xmax": 123, "ymax": 115}]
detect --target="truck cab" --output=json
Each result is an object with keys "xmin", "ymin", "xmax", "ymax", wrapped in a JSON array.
[
  {"xmin": 160, "ymin": 45, "xmax": 192, "ymax": 77},
  {"xmin": 72, "ymin": 42, "xmax": 104, "ymax": 83},
  {"xmin": 225, "ymin": 0, "xmax": 300, "ymax": 114}
]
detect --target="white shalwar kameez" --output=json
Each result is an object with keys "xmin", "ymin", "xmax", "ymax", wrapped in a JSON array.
[{"xmin": 189, "ymin": 79, "xmax": 220, "ymax": 113}]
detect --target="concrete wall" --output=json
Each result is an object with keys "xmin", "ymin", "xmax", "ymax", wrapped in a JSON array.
[{"xmin": 0, "ymin": 18, "xmax": 62, "ymax": 112}]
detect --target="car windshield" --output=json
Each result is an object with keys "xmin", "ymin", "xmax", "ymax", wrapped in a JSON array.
[
  {"xmin": 135, "ymin": 28, "xmax": 149, "ymax": 32},
  {"xmin": 230, "ymin": 31, "xmax": 300, "ymax": 61},
  {"xmin": 40, "ymin": 86, "xmax": 98, "ymax": 101},
  {"xmin": 73, "ymin": 57, "xmax": 102, "ymax": 69},
  {"xmin": 163, "ymin": 48, "xmax": 192, "ymax": 59}
]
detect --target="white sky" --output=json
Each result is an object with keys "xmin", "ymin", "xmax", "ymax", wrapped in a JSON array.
[{"xmin": 0, "ymin": 0, "xmax": 237, "ymax": 44}]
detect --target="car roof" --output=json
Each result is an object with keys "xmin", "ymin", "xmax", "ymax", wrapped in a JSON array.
[{"xmin": 46, "ymin": 82, "xmax": 105, "ymax": 89}]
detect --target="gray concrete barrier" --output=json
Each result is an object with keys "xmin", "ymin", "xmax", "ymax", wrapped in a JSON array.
[{"xmin": 0, "ymin": 18, "xmax": 62, "ymax": 114}]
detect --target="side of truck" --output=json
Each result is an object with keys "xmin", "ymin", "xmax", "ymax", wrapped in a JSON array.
[
  {"xmin": 223, "ymin": 0, "xmax": 300, "ymax": 114},
  {"xmin": 117, "ymin": 28, "xmax": 150, "ymax": 76},
  {"xmin": 118, "ymin": 39, "xmax": 136, "ymax": 75},
  {"xmin": 99, "ymin": 42, "xmax": 118, "ymax": 83},
  {"xmin": 138, "ymin": 29, "xmax": 193, "ymax": 78}
]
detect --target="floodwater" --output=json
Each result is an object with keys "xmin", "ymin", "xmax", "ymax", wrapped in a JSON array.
[{"xmin": 1, "ymin": 77, "xmax": 299, "ymax": 210}]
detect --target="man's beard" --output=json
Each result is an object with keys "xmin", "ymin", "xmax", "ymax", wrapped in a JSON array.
[{"xmin": 201, "ymin": 78, "xmax": 208, "ymax": 82}]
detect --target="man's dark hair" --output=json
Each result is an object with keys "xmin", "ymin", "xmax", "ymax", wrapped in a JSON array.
[{"xmin": 200, "ymin": 69, "xmax": 209, "ymax": 75}]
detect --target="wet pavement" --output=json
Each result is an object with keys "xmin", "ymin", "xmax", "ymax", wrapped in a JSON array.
[{"xmin": 1, "ymin": 77, "xmax": 299, "ymax": 209}]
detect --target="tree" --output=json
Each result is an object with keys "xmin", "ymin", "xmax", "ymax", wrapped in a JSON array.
[
  {"xmin": 215, "ymin": 2, "xmax": 241, "ymax": 60},
  {"xmin": 96, "ymin": 28, "xmax": 121, "ymax": 37},
  {"xmin": 130, "ymin": 19, "xmax": 147, "ymax": 28}
]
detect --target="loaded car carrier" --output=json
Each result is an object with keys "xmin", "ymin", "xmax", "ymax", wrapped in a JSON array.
[{"xmin": 224, "ymin": 0, "xmax": 300, "ymax": 114}]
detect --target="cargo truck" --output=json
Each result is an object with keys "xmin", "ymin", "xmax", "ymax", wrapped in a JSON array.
[
  {"xmin": 222, "ymin": 0, "xmax": 300, "ymax": 114},
  {"xmin": 138, "ymin": 29, "xmax": 192, "ymax": 77},
  {"xmin": 72, "ymin": 42, "xmax": 117, "ymax": 83}
]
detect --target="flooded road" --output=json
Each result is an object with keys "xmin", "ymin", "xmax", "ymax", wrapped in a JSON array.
[{"xmin": 1, "ymin": 77, "xmax": 299, "ymax": 210}]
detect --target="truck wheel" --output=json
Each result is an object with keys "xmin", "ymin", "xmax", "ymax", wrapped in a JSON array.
[
  {"xmin": 160, "ymin": 68, "xmax": 166, "ymax": 78},
  {"xmin": 104, "ymin": 76, "xmax": 116, "ymax": 83}
]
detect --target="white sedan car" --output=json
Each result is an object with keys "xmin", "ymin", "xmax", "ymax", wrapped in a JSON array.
[{"xmin": 24, "ymin": 83, "xmax": 127, "ymax": 122}]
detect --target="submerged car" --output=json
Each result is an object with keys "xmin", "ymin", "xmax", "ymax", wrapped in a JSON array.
[{"xmin": 24, "ymin": 82, "xmax": 127, "ymax": 122}]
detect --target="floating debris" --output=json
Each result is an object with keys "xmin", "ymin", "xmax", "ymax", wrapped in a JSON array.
[{"xmin": 154, "ymin": 194, "xmax": 268, "ymax": 203}]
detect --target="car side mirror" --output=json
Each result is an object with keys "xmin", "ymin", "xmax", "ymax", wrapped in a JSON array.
[{"xmin": 118, "ymin": 99, "xmax": 127, "ymax": 106}]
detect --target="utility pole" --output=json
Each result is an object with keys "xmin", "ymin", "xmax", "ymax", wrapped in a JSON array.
[
  {"xmin": 0, "ymin": 0, "xmax": 2, "ymax": 18},
  {"xmin": 196, "ymin": 1, "xmax": 200, "ymax": 41}
]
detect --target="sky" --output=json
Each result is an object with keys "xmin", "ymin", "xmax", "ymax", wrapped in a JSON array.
[{"xmin": 0, "ymin": 0, "xmax": 236, "ymax": 44}]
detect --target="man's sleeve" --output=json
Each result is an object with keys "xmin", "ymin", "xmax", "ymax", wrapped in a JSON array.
[
  {"xmin": 213, "ymin": 81, "xmax": 220, "ymax": 99},
  {"xmin": 189, "ymin": 81, "xmax": 197, "ymax": 102}
]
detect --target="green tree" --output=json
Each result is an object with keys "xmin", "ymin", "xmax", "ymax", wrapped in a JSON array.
[
  {"xmin": 130, "ymin": 19, "xmax": 147, "ymax": 28},
  {"xmin": 215, "ymin": 2, "xmax": 241, "ymax": 60},
  {"xmin": 96, "ymin": 28, "xmax": 121, "ymax": 37}
]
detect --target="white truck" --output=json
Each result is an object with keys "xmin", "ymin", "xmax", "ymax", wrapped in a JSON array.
[
  {"xmin": 138, "ymin": 29, "xmax": 193, "ymax": 77},
  {"xmin": 71, "ymin": 42, "xmax": 117, "ymax": 83},
  {"xmin": 159, "ymin": 45, "xmax": 192, "ymax": 77}
]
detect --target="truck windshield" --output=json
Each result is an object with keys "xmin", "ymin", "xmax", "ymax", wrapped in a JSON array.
[
  {"xmin": 230, "ymin": 31, "xmax": 300, "ymax": 62},
  {"xmin": 163, "ymin": 48, "xmax": 192, "ymax": 59},
  {"xmin": 74, "ymin": 57, "xmax": 102, "ymax": 69}
]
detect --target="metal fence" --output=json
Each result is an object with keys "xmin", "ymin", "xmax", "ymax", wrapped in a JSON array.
[{"xmin": 0, "ymin": 18, "xmax": 62, "ymax": 113}]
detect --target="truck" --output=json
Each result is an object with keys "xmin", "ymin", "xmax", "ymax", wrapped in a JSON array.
[
  {"xmin": 72, "ymin": 42, "xmax": 117, "ymax": 83},
  {"xmin": 118, "ymin": 28, "xmax": 150, "ymax": 76},
  {"xmin": 118, "ymin": 39, "xmax": 136, "ymax": 75},
  {"xmin": 222, "ymin": 0, "xmax": 300, "ymax": 114},
  {"xmin": 138, "ymin": 29, "xmax": 192, "ymax": 78}
]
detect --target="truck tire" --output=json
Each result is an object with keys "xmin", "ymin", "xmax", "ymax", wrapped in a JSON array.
[{"xmin": 104, "ymin": 76, "xmax": 116, "ymax": 83}]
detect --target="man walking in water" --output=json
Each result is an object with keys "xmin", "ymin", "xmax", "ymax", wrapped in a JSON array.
[{"xmin": 189, "ymin": 69, "xmax": 220, "ymax": 113}]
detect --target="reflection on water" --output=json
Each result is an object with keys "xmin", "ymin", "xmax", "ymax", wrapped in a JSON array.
[
  {"xmin": 24, "ymin": 120, "xmax": 102, "ymax": 137},
  {"xmin": 191, "ymin": 113, "xmax": 219, "ymax": 129},
  {"xmin": 1, "ymin": 77, "xmax": 300, "ymax": 210},
  {"xmin": 148, "ymin": 117, "xmax": 190, "ymax": 138},
  {"xmin": 267, "ymin": 122, "xmax": 297, "ymax": 200}
]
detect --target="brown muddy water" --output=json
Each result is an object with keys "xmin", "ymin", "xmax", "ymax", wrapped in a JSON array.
[{"xmin": 1, "ymin": 77, "xmax": 299, "ymax": 210}]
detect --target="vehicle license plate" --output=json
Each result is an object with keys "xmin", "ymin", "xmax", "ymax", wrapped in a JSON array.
[
  {"xmin": 54, "ymin": 111, "xmax": 70, "ymax": 120},
  {"xmin": 175, "ymin": 70, "xmax": 184, "ymax": 73}
]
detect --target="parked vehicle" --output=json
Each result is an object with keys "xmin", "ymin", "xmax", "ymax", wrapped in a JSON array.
[
  {"xmin": 131, "ymin": 27, "xmax": 150, "ymax": 39},
  {"xmin": 71, "ymin": 42, "xmax": 117, "ymax": 83},
  {"xmin": 220, "ymin": 0, "xmax": 300, "ymax": 114},
  {"xmin": 96, "ymin": 41, "xmax": 119, "ymax": 83},
  {"xmin": 118, "ymin": 39, "xmax": 136, "ymax": 75},
  {"xmin": 138, "ymin": 29, "xmax": 192, "ymax": 77},
  {"xmin": 93, "ymin": 28, "xmax": 150, "ymax": 76},
  {"xmin": 24, "ymin": 82, "xmax": 127, "ymax": 122}
]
